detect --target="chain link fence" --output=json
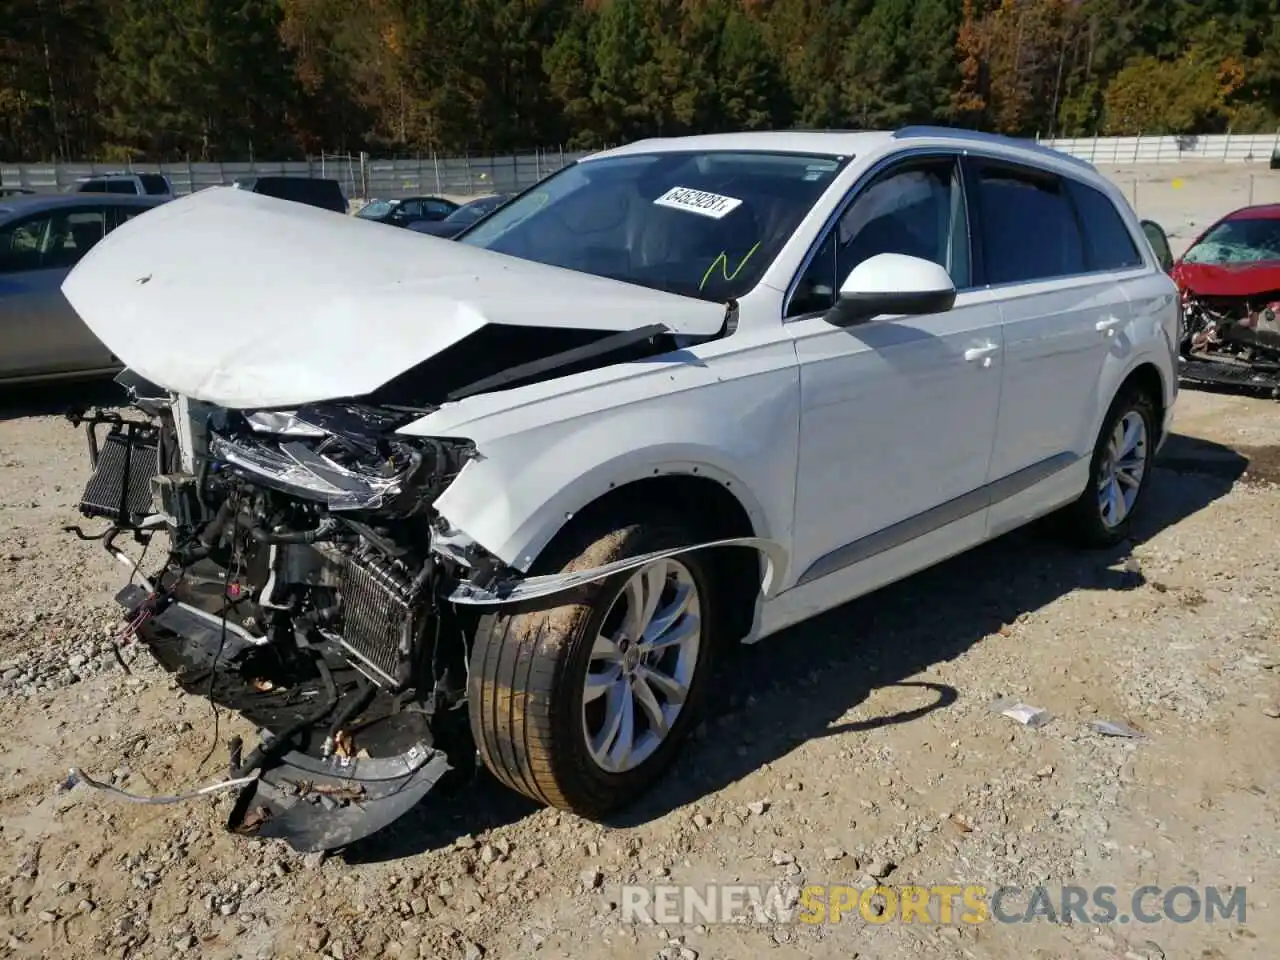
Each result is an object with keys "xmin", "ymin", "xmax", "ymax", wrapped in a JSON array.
[{"xmin": 0, "ymin": 148, "xmax": 593, "ymax": 201}]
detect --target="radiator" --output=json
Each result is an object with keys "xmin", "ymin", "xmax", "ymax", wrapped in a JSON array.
[
  {"xmin": 335, "ymin": 547, "xmax": 421, "ymax": 689},
  {"xmin": 79, "ymin": 424, "xmax": 160, "ymax": 523}
]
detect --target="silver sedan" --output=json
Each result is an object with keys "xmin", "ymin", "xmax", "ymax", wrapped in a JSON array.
[{"xmin": 0, "ymin": 193, "xmax": 168, "ymax": 384}]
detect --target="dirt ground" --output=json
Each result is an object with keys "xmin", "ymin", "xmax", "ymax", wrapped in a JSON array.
[
  {"xmin": 1092, "ymin": 160, "xmax": 1280, "ymax": 257},
  {"xmin": 3, "ymin": 161, "xmax": 1280, "ymax": 960},
  {"xmin": 0, "ymin": 378, "xmax": 1277, "ymax": 960}
]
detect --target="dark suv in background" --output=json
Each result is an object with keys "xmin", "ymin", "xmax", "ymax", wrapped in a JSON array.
[{"xmin": 231, "ymin": 176, "xmax": 348, "ymax": 214}]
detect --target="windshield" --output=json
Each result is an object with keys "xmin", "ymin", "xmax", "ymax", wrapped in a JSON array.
[
  {"xmin": 457, "ymin": 151, "xmax": 849, "ymax": 301},
  {"xmin": 1183, "ymin": 217, "xmax": 1280, "ymax": 265},
  {"xmin": 358, "ymin": 199, "xmax": 397, "ymax": 219}
]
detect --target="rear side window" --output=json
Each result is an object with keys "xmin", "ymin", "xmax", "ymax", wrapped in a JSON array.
[
  {"xmin": 106, "ymin": 180, "xmax": 138, "ymax": 194},
  {"xmin": 974, "ymin": 164, "xmax": 1084, "ymax": 284},
  {"xmin": 1065, "ymin": 179, "xmax": 1143, "ymax": 271},
  {"xmin": 78, "ymin": 180, "xmax": 106, "ymax": 193},
  {"xmin": 139, "ymin": 174, "xmax": 170, "ymax": 195}
]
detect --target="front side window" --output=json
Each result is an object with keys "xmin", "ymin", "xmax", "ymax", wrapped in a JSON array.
[
  {"xmin": 457, "ymin": 150, "xmax": 849, "ymax": 302},
  {"xmin": 975, "ymin": 163, "xmax": 1084, "ymax": 284},
  {"xmin": 0, "ymin": 214, "xmax": 53, "ymax": 272},
  {"xmin": 787, "ymin": 157, "xmax": 970, "ymax": 318},
  {"xmin": 1181, "ymin": 217, "xmax": 1280, "ymax": 266},
  {"xmin": 0, "ymin": 207, "xmax": 107, "ymax": 272}
]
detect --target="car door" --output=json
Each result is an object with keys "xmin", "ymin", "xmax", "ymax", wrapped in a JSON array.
[
  {"xmin": 423, "ymin": 198, "xmax": 456, "ymax": 221},
  {"xmin": 782, "ymin": 152, "xmax": 1004, "ymax": 592},
  {"xmin": 966, "ymin": 158, "xmax": 1139, "ymax": 512},
  {"xmin": 394, "ymin": 200, "xmax": 425, "ymax": 225},
  {"xmin": 0, "ymin": 205, "xmax": 113, "ymax": 377}
]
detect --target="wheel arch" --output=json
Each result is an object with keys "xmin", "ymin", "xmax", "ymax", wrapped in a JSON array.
[
  {"xmin": 1115, "ymin": 360, "xmax": 1167, "ymax": 444},
  {"xmin": 437, "ymin": 456, "xmax": 785, "ymax": 646},
  {"xmin": 539, "ymin": 472, "xmax": 771, "ymax": 644}
]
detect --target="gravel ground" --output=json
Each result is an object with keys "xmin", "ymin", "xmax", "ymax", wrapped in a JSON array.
[{"xmin": 0, "ymin": 380, "xmax": 1277, "ymax": 960}]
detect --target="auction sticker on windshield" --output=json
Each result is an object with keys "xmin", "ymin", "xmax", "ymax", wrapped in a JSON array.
[{"xmin": 654, "ymin": 186, "xmax": 743, "ymax": 219}]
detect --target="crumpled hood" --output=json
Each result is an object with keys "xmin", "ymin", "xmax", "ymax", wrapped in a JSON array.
[
  {"xmin": 62, "ymin": 186, "xmax": 725, "ymax": 409},
  {"xmin": 1172, "ymin": 260, "xmax": 1280, "ymax": 299}
]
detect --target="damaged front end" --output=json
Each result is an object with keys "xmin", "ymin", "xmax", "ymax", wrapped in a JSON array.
[
  {"xmin": 67, "ymin": 372, "xmax": 485, "ymax": 851},
  {"xmin": 1178, "ymin": 288, "xmax": 1280, "ymax": 394}
]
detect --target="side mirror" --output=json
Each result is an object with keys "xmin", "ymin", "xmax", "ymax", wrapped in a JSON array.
[
  {"xmin": 826, "ymin": 253, "xmax": 957, "ymax": 327},
  {"xmin": 1140, "ymin": 219, "xmax": 1174, "ymax": 273}
]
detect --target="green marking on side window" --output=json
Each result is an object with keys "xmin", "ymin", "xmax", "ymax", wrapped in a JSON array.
[{"xmin": 700, "ymin": 241, "xmax": 761, "ymax": 292}]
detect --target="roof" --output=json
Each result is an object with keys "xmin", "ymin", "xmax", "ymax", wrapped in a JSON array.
[
  {"xmin": 587, "ymin": 130, "xmax": 895, "ymax": 160},
  {"xmin": 0, "ymin": 193, "xmax": 168, "ymax": 220},
  {"xmin": 583, "ymin": 127, "xmax": 1098, "ymax": 176},
  {"xmin": 1224, "ymin": 204, "xmax": 1280, "ymax": 221}
]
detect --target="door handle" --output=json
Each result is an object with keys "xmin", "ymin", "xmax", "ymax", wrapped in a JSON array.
[
  {"xmin": 964, "ymin": 343, "xmax": 999, "ymax": 366},
  {"xmin": 1096, "ymin": 316, "xmax": 1125, "ymax": 336}
]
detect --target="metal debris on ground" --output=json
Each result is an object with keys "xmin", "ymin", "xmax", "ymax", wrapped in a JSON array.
[
  {"xmin": 1090, "ymin": 719, "xmax": 1148, "ymax": 739},
  {"xmin": 65, "ymin": 767, "xmax": 260, "ymax": 805}
]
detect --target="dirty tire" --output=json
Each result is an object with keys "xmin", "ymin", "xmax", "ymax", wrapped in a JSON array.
[
  {"xmin": 467, "ymin": 513, "xmax": 718, "ymax": 818},
  {"xmin": 1055, "ymin": 385, "xmax": 1158, "ymax": 548}
]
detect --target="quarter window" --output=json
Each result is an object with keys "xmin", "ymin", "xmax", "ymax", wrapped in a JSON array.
[
  {"xmin": 1065, "ymin": 179, "xmax": 1143, "ymax": 271},
  {"xmin": 788, "ymin": 157, "xmax": 970, "ymax": 318},
  {"xmin": 974, "ymin": 164, "xmax": 1084, "ymax": 284}
]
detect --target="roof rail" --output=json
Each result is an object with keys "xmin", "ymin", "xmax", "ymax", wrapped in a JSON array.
[{"xmin": 893, "ymin": 126, "xmax": 1095, "ymax": 169}]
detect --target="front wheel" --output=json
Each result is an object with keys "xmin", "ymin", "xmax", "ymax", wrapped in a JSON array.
[
  {"xmin": 1055, "ymin": 386, "xmax": 1158, "ymax": 548},
  {"xmin": 467, "ymin": 514, "xmax": 718, "ymax": 817}
]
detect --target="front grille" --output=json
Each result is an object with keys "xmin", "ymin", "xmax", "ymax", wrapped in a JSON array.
[
  {"xmin": 79, "ymin": 424, "xmax": 160, "ymax": 523},
  {"xmin": 335, "ymin": 547, "xmax": 421, "ymax": 688}
]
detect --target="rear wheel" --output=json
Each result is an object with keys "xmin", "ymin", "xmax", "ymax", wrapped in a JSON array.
[
  {"xmin": 467, "ymin": 514, "xmax": 717, "ymax": 817},
  {"xmin": 1055, "ymin": 386, "xmax": 1157, "ymax": 548}
]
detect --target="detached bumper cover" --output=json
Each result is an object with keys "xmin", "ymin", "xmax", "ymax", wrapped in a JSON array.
[
  {"xmin": 226, "ymin": 738, "xmax": 451, "ymax": 852},
  {"xmin": 113, "ymin": 582, "xmax": 453, "ymax": 852}
]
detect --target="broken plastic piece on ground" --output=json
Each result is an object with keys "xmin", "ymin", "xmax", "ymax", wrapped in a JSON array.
[
  {"xmin": 1090, "ymin": 719, "xmax": 1147, "ymax": 739},
  {"xmin": 991, "ymin": 699, "xmax": 1053, "ymax": 728},
  {"xmin": 225, "ymin": 741, "xmax": 452, "ymax": 852}
]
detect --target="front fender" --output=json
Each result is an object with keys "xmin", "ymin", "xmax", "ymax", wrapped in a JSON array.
[
  {"xmin": 432, "ymin": 436, "xmax": 789, "ymax": 580},
  {"xmin": 406, "ymin": 327, "xmax": 801, "ymax": 584}
]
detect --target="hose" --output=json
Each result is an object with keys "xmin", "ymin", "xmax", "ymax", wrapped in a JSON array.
[
  {"xmin": 248, "ymin": 516, "xmax": 338, "ymax": 545},
  {"xmin": 231, "ymin": 657, "xmax": 339, "ymax": 778}
]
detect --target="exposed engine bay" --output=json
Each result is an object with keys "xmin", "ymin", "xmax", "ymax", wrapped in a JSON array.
[
  {"xmin": 66, "ymin": 374, "xmax": 503, "ymax": 851},
  {"xmin": 1179, "ymin": 289, "xmax": 1280, "ymax": 394}
]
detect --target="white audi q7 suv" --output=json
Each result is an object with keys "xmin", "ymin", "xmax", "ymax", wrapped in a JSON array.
[{"xmin": 60, "ymin": 126, "xmax": 1179, "ymax": 851}]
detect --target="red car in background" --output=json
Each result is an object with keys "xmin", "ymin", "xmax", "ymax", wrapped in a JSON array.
[{"xmin": 1171, "ymin": 203, "xmax": 1280, "ymax": 393}]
